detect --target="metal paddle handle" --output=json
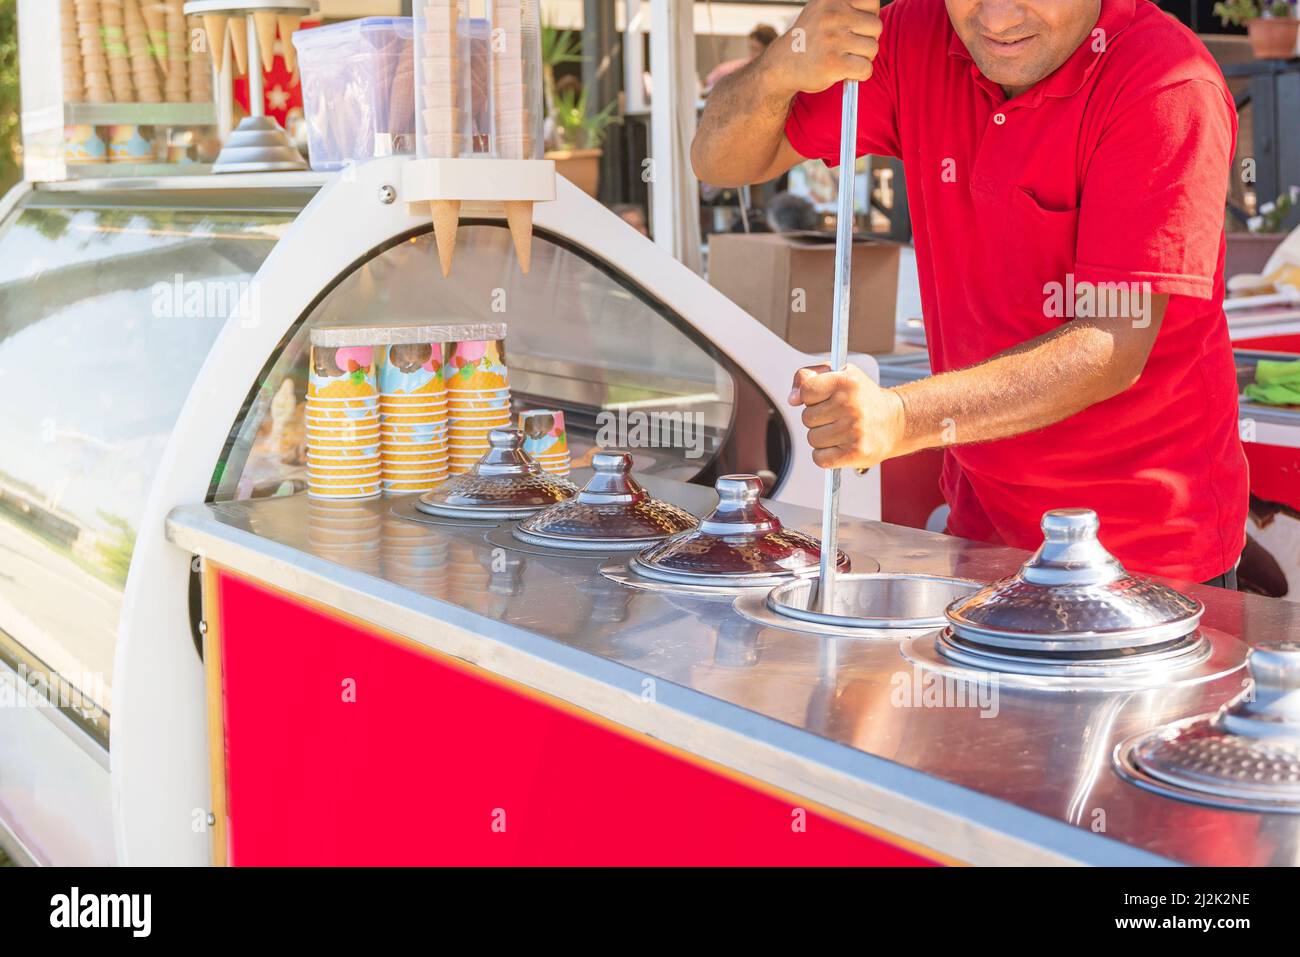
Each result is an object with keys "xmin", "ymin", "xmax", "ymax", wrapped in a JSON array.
[{"xmin": 817, "ymin": 79, "xmax": 859, "ymax": 615}]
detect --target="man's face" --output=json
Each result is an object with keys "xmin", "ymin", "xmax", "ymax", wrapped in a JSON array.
[{"xmin": 945, "ymin": 0, "xmax": 1101, "ymax": 96}]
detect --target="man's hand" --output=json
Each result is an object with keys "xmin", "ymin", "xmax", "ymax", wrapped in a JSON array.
[
  {"xmin": 789, "ymin": 363, "xmax": 907, "ymax": 470},
  {"xmin": 690, "ymin": 0, "xmax": 883, "ymax": 186},
  {"xmin": 768, "ymin": 0, "xmax": 884, "ymax": 95}
]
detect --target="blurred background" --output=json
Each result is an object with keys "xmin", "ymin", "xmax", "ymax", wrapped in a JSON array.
[{"xmin": 0, "ymin": 0, "xmax": 17, "ymax": 196}]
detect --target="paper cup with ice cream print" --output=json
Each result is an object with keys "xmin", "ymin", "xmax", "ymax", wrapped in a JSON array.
[
  {"xmin": 379, "ymin": 341, "xmax": 447, "ymax": 400},
  {"xmin": 518, "ymin": 409, "xmax": 568, "ymax": 457},
  {"xmin": 445, "ymin": 339, "xmax": 508, "ymax": 392},
  {"xmin": 308, "ymin": 342, "xmax": 378, "ymax": 398}
]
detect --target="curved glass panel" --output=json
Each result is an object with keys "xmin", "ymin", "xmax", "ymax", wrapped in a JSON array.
[
  {"xmin": 0, "ymin": 196, "xmax": 293, "ymax": 737},
  {"xmin": 213, "ymin": 223, "xmax": 788, "ymax": 504}
]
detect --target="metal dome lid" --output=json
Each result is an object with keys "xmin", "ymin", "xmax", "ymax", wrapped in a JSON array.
[
  {"xmin": 1114, "ymin": 642, "xmax": 1300, "ymax": 813},
  {"xmin": 513, "ymin": 451, "xmax": 698, "ymax": 551},
  {"xmin": 944, "ymin": 508, "xmax": 1203, "ymax": 651},
  {"xmin": 415, "ymin": 429, "xmax": 577, "ymax": 520},
  {"xmin": 629, "ymin": 474, "xmax": 849, "ymax": 588}
]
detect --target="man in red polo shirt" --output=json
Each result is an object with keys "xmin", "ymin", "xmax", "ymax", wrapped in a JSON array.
[{"xmin": 692, "ymin": 0, "xmax": 1247, "ymax": 584}]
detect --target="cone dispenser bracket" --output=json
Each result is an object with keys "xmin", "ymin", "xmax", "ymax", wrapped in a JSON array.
[
  {"xmin": 401, "ymin": 157, "xmax": 556, "ymax": 277},
  {"xmin": 184, "ymin": 0, "xmax": 315, "ymax": 173}
]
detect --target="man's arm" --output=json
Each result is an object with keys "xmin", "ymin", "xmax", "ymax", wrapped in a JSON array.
[
  {"xmin": 790, "ymin": 292, "xmax": 1169, "ymax": 469},
  {"xmin": 690, "ymin": 0, "xmax": 883, "ymax": 187}
]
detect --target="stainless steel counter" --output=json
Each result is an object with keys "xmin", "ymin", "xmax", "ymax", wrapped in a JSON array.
[{"xmin": 166, "ymin": 480, "xmax": 1300, "ymax": 866}]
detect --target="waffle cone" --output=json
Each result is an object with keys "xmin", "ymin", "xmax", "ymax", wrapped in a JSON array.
[
  {"xmin": 431, "ymin": 200, "xmax": 461, "ymax": 278},
  {"xmin": 229, "ymin": 15, "xmax": 248, "ymax": 75},
  {"xmin": 202, "ymin": 13, "xmax": 228, "ymax": 74},
  {"xmin": 253, "ymin": 11, "xmax": 277, "ymax": 72},
  {"xmin": 277, "ymin": 14, "xmax": 302, "ymax": 73},
  {"xmin": 504, "ymin": 201, "xmax": 534, "ymax": 275}
]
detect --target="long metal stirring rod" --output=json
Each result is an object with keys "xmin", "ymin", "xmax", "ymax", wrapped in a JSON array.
[{"xmin": 817, "ymin": 79, "xmax": 859, "ymax": 616}]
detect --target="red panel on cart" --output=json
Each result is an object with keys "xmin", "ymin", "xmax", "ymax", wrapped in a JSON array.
[{"xmin": 215, "ymin": 571, "xmax": 942, "ymax": 866}]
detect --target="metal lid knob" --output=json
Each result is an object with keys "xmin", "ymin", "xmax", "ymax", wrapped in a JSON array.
[
  {"xmin": 698, "ymin": 474, "xmax": 778, "ymax": 535},
  {"xmin": 578, "ymin": 451, "xmax": 646, "ymax": 506},
  {"xmin": 477, "ymin": 428, "xmax": 540, "ymax": 477},
  {"xmin": 1220, "ymin": 642, "xmax": 1300, "ymax": 739},
  {"xmin": 1022, "ymin": 508, "xmax": 1123, "ymax": 586},
  {"xmin": 1114, "ymin": 640, "xmax": 1300, "ymax": 812}
]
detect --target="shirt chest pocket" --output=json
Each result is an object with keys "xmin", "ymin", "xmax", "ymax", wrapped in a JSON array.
[{"xmin": 981, "ymin": 186, "xmax": 1081, "ymax": 317}]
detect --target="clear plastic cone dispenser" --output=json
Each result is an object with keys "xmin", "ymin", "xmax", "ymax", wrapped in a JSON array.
[{"xmin": 404, "ymin": 0, "xmax": 553, "ymax": 276}]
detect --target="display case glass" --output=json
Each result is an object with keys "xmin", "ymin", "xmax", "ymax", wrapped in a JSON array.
[
  {"xmin": 212, "ymin": 222, "xmax": 790, "ymax": 504},
  {"xmin": 0, "ymin": 191, "xmax": 294, "ymax": 741}
]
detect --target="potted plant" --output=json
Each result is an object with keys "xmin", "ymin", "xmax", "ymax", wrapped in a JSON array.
[
  {"xmin": 540, "ymin": 23, "xmax": 583, "ymax": 121},
  {"xmin": 1215, "ymin": 0, "xmax": 1300, "ymax": 59},
  {"xmin": 1226, "ymin": 186, "xmax": 1299, "ymax": 288},
  {"xmin": 546, "ymin": 88, "xmax": 619, "ymax": 197}
]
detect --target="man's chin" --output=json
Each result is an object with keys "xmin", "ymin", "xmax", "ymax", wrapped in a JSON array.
[{"xmin": 971, "ymin": 58, "xmax": 1041, "ymax": 94}]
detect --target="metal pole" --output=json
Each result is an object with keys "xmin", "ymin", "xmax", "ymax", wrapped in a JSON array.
[
  {"xmin": 247, "ymin": 15, "xmax": 264, "ymax": 120},
  {"xmin": 817, "ymin": 79, "xmax": 858, "ymax": 615}
]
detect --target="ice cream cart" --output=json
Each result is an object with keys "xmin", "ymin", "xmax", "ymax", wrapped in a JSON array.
[{"xmin": 3, "ymin": 7, "xmax": 1300, "ymax": 869}]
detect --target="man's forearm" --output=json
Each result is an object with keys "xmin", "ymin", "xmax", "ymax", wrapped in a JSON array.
[
  {"xmin": 692, "ymin": 55, "xmax": 798, "ymax": 186},
  {"xmin": 890, "ymin": 318, "xmax": 1155, "ymax": 457}
]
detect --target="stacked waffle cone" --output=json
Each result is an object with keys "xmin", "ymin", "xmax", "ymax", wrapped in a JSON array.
[
  {"xmin": 61, "ymin": 0, "xmax": 86, "ymax": 101},
  {"xmin": 124, "ymin": 0, "xmax": 161, "ymax": 103},
  {"xmin": 163, "ymin": 0, "xmax": 188, "ymax": 102},
  {"xmin": 76, "ymin": 0, "xmax": 114, "ymax": 102},
  {"xmin": 187, "ymin": 15, "xmax": 213, "ymax": 102},
  {"xmin": 419, "ymin": 0, "xmax": 466, "ymax": 276},
  {"xmin": 493, "ymin": 0, "xmax": 536, "ymax": 272},
  {"xmin": 62, "ymin": 0, "xmax": 210, "ymax": 105},
  {"xmin": 98, "ymin": 0, "xmax": 134, "ymax": 104}
]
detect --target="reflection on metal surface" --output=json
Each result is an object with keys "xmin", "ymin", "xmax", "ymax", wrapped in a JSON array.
[
  {"xmin": 768, "ymin": 573, "xmax": 979, "ymax": 631},
  {"xmin": 416, "ymin": 430, "xmax": 578, "ymax": 520},
  {"xmin": 629, "ymin": 475, "xmax": 850, "ymax": 588},
  {"xmin": 389, "ymin": 495, "xmax": 502, "ymax": 529},
  {"xmin": 513, "ymin": 451, "xmax": 698, "ymax": 551},
  {"xmin": 902, "ymin": 627, "xmax": 1246, "ymax": 693},
  {"xmin": 1115, "ymin": 643, "xmax": 1300, "ymax": 812},
  {"xmin": 485, "ymin": 522, "xmax": 617, "ymax": 560},
  {"xmin": 167, "ymin": 489, "xmax": 1300, "ymax": 865}
]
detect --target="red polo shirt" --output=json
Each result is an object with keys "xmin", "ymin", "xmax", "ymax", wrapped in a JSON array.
[{"xmin": 785, "ymin": 0, "xmax": 1247, "ymax": 580}]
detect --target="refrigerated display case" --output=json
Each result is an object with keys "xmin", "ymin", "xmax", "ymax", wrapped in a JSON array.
[{"xmin": 0, "ymin": 161, "xmax": 878, "ymax": 864}]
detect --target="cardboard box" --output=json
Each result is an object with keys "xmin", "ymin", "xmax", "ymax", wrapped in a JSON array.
[{"xmin": 707, "ymin": 231, "xmax": 899, "ymax": 355}]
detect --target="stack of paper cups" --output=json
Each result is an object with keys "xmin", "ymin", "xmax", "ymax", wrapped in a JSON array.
[
  {"xmin": 491, "ymin": 0, "xmax": 530, "ymax": 159},
  {"xmin": 519, "ymin": 409, "xmax": 570, "ymax": 477},
  {"xmin": 378, "ymin": 336, "xmax": 449, "ymax": 493},
  {"xmin": 419, "ymin": 0, "xmax": 465, "ymax": 158},
  {"xmin": 307, "ymin": 499, "xmax": 382, "ymax": 575},
  {"xmin": 446, "ymin": 339, "xmax": 510, "ymax": 474},
  {"xmin": 305, "ymin": 339, "xmax": 381, "ymax": 499}
]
